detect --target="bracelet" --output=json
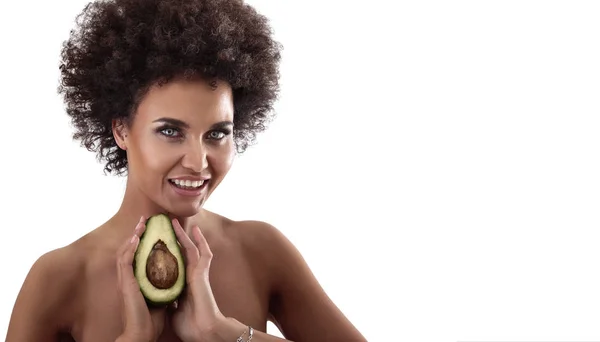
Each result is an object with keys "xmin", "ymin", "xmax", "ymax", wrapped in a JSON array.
[{"xmin": 236, "ymin": 326, "xmax": 254, "ymax": 342}]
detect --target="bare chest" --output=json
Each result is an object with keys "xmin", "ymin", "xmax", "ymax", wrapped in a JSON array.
[{"xmin": 71, "ymin": 250, "xmax": 270, "ymax": 342}]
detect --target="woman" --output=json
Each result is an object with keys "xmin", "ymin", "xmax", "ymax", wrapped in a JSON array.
[{"xmin": 5, "ymin": 0, "xmax": 367, "ymax": 341}]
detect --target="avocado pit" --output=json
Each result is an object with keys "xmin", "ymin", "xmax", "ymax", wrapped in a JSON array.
[{"xmin": 146, "ymin": 240, "xmax": 179, "ymax": 289}]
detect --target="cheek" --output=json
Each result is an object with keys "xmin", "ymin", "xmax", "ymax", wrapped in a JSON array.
[
  {"xmin": 133, "ymin": 136, "xmax": 177, "ymax": 176},
  {"xmin": 209, "ymin": 144, "xmax": 235, "ymax": 176}
]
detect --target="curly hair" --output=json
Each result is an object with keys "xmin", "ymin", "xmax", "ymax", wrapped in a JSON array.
[{"xmin": 58, "ymin": 0, "xmax": 282, "ymax": 175}]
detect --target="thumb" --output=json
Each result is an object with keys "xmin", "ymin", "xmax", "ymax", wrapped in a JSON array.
[{"xmin": 150, "ymin": 307, "xmax": 167, "ymax": 336}]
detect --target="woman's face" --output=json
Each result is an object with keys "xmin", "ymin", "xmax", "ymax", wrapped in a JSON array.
[{"xmin": 115, "ymin": 78, "xmax": 235, "ymax": 217}]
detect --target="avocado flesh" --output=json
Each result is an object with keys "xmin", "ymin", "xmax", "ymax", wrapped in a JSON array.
[{"xmin": 133, "ymin": 214, "xmax": 186, "ymax": 306}]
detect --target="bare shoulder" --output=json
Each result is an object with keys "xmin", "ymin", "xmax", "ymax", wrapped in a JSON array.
[
  {"xmin": 217, "ymin": 216, "xmax": 367, "ymax": 342},
  {"xmin": 225, "ymin": 218, "xmax": 284, "ymax": 247},
  {"xmin": 6, "ymin": 238, "xmax": 87, "ymax": 341},
  {"xmin": 202, "ymin": 211, "xmax": 281, "ymax": 246},
  {"xmin": 225, "ymin": 218, "xmax": 313, "ymax": 291},
  {"xmin": 218, "ymin": 217, "xmax": 290, "ymax": 267}
]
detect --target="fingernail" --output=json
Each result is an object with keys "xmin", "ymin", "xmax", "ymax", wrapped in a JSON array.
[{"xmin": 130, "ymin": 235, "xmax": 137, "ymax": 244}]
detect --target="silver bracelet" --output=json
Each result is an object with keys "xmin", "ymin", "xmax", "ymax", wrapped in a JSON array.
[{"xmin": 236, "ymin": 326, "xmax": 254, "ymax": 342}]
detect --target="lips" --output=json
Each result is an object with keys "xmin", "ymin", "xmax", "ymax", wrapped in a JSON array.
[
  {"xmin": 168, "ymin": 178, "xmax": 209, "ymax": 197},
  {"xmin": 169, "ymin": 179, "xmax": 205, "ymax": 189}
]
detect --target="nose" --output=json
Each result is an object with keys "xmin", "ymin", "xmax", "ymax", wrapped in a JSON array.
[{"xmin": 181, "ymin": 140, "xmax": 208, "ymax": 172}]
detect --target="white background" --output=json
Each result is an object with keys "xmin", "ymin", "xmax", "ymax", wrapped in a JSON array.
[{"xmin": 1, "ymin": 1, "xmax": 599, "ymax": 341}]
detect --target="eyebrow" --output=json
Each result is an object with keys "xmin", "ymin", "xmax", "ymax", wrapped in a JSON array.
[{"xmin": 153, "ymin": 117, "xmax": 234, "ymax": 129}]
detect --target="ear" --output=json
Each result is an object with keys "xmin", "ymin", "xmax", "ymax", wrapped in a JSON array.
[{"xmin": 112, "ymin": 118, "xmax": 129, "ymax": 150}]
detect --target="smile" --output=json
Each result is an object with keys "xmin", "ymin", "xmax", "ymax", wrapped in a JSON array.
[
  {"xmin": 168, "ymin": 178, "xmax": 209, "ymax": 197},
  {"xmin": 169, "ymin": 179, "xmax": 205, "ymax": 189}
]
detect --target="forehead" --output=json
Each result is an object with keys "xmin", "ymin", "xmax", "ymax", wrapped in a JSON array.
[{"xmin": 135, "ymin": 78, "xmax": 234, "ymax": 123}]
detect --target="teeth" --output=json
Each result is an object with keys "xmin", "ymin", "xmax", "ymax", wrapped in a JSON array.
[{"xmin": 171, "ymin": 179, "xmax": 205, "ymax": 188}]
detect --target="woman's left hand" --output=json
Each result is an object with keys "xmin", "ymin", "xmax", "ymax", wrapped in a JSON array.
[{"xmin": 170, "ymin": 218, "xmax": 229, "ymax": 342}]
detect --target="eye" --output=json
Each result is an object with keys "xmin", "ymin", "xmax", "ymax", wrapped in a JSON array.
[
  {"xmin": 208, "ymin": 130, "xmax": 227, "ymax": 140},
  {"xmin": 160, "ymin": 127, "xmax": 181, "ymax": 138}
]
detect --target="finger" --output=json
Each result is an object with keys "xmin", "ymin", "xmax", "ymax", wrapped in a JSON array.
[
  {"xmin": 133, "ymin": 215, "xmax": 147, "ymax": 238},
  {"xmin": 118, "ymin": 232, "xmax": 147, "ymax": 319},
  {"xmin": 116, "ymin": 217, "xmax": 144, "ymax": 291},
  {"xmin": 192, "ymin": 226, "xmax": 213, "ymax": 268},
  {"xmin": 116, "ymin": 217, "xmax": 146, "ymax": 287},
  {"xmin": 116, "ymin": 216, "xmax": 146, "ymax": 257},
  {"xmin": 119, "ymin": 234, "xmax": 141, "ymax": 292},
  {"xmin": 116, "ymin": 253, "xmax": 123, "ymax": 292},
  {"xmin": 150, "ymin": 308, "xmax": 167, "ymax": 338},
  {"xmin": 172, "ymin": 219, "xmax": 200, "ymax": 267}
]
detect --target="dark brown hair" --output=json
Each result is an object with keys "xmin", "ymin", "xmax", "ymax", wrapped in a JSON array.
[{"xmin": 58, "ymin": 0, "xmax": 282, "ymax": 175}]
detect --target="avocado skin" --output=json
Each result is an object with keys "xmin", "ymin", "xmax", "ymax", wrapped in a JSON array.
[{"xmin": 133, "ymin": 214, "xmax": 186, "ymax": 306}]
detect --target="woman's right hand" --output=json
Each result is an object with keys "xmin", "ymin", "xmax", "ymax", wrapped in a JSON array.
[{"xmin": 116, "ymin": 216, "xmax": 167, "ymax": 342}]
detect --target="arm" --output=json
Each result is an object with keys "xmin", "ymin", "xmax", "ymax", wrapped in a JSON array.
[
  {"xmin": 231, "ymin": 222, "xmax": 367, "ymax": 342},
  {"xmin": 5, "ymin": 247, "xmax": 78, "ymax": 342},
  {"xmin": 266, "ymin": 223, "xmax": 366, "ymax": 342}
]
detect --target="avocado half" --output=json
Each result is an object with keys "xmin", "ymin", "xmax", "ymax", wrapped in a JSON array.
[{"xmin": 133, "ymin": 214, "xmax": 186, "ymax": 306}]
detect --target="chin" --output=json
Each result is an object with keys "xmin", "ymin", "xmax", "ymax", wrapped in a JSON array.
[{"xmin": 162, "ymin": 200, "xmax": 204, "ymax": 218}]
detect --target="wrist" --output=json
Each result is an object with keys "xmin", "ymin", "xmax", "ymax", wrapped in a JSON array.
[{"xmin": 208, "ymin": 316, "xmax": 248, "ymax": 342}]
